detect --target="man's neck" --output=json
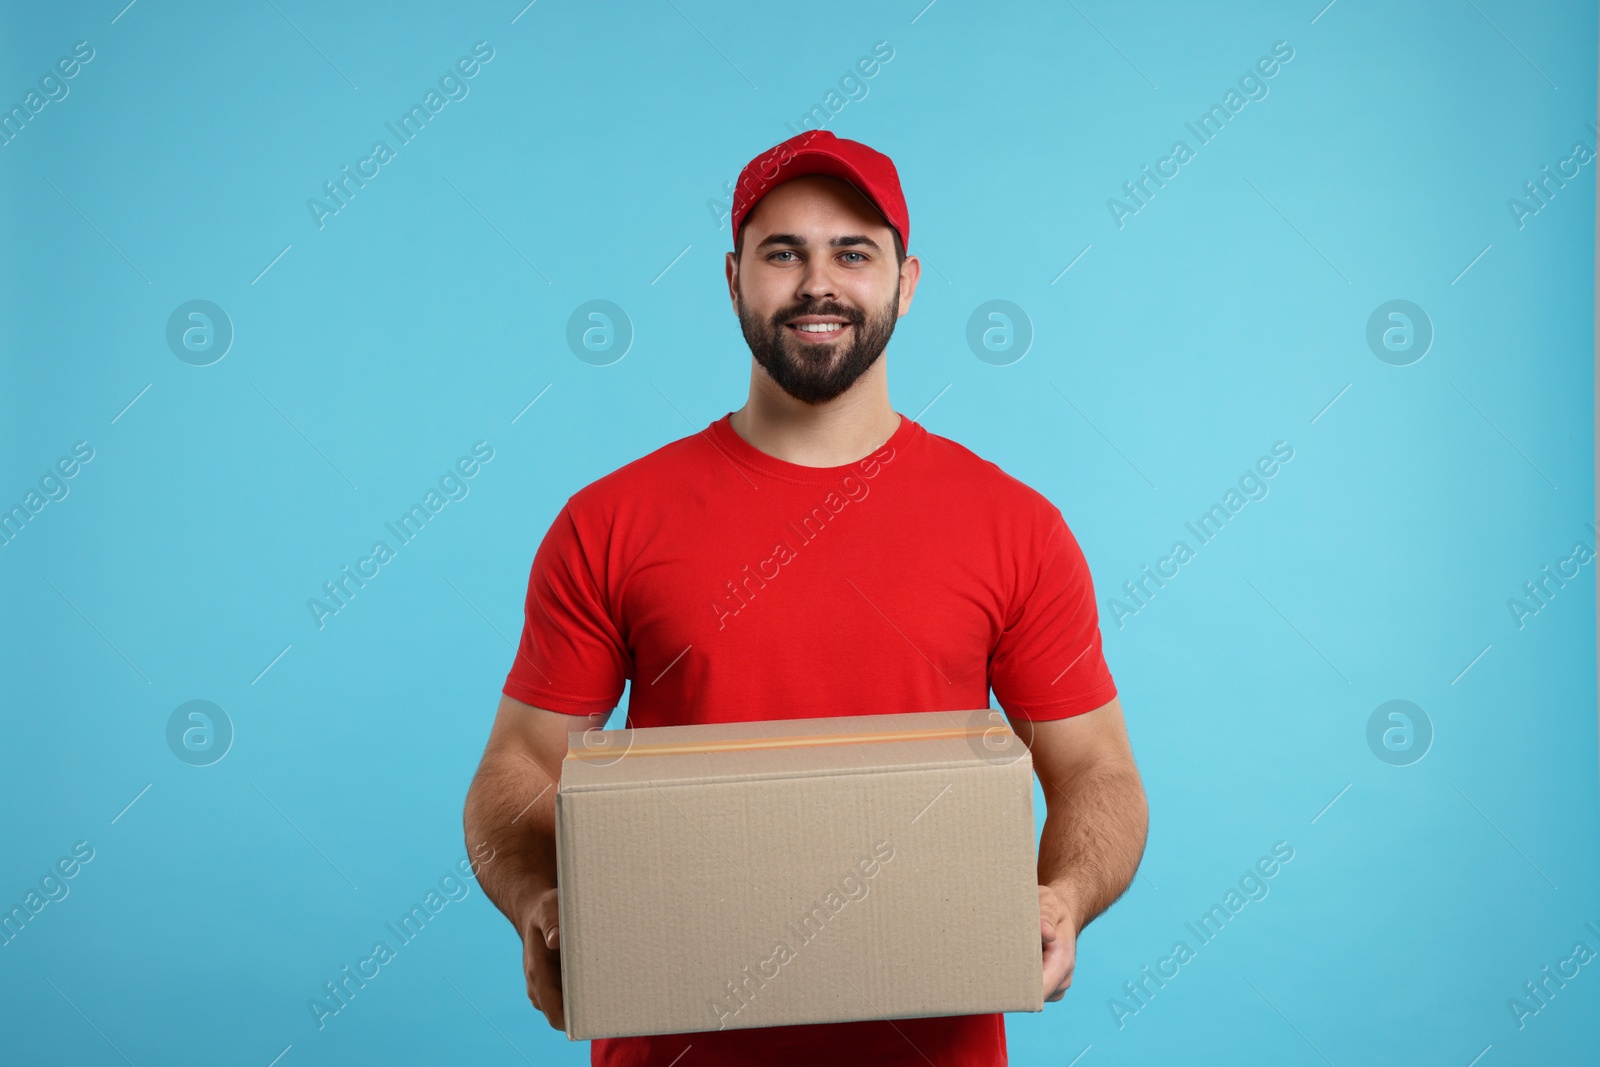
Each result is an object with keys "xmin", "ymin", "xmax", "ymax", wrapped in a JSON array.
[{"xmin": 729, "ymin": 373, "xmax": 901, "ymax": 468}]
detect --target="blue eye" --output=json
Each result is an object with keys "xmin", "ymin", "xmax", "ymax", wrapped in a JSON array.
[{"xmin": 767, "ymin": 250, "xmax": 869, "ymax": 263}]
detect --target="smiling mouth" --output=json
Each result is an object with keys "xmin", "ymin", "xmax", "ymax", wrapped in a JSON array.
[{"xmin": 786, "ymin": 322, "xmax": 851, "ymax": 342}]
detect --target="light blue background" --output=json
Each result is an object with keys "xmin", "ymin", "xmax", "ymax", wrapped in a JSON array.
[{"xmin": 2, "ymin": 1, "xmax": 1596, "ymax": 1064}]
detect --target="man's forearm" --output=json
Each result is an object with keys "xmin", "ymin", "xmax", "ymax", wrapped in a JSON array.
[
  {"xmin": 1037, "ymin": 761, "xmax": 1148, "ymax": 930},
  {"xmin": 463, "ymin": 752, "xmax": 560, "ymax": 933}
]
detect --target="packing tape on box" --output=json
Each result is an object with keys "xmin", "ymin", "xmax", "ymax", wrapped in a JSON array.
[{"xmin": 565, "ymin": 722, "xmax": 1005, "ymax": 761}]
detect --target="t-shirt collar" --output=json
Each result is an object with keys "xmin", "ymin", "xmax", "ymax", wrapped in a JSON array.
[{"xmin": 706, "ymin": 410, "xmax": 920, "ymax": 484}]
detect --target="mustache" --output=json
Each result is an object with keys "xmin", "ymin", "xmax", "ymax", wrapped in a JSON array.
[{"xmin": 772, "ymin": 301, "xmax": 862, "ymax": 327}]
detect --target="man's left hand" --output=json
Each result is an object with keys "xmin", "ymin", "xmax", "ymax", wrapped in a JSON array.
[{"xmin": 1039, "ymin": 884, "xmax": 1080, "ymax": 1002}]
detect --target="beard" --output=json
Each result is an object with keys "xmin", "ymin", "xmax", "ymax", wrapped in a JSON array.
[{"xmin": 737, "ymin": 286, "xmax": 900, "ymax": 406}]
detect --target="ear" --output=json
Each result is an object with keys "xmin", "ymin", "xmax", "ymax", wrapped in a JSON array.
[
  {"xmin": 896, "ymin": 254, "xmax": 922, "ymax": 318},
  {"xmin": 725, "ymin": 250, "xmax": 740, "ymax": 313}
]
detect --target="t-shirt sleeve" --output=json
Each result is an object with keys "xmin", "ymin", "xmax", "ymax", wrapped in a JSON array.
[
  {"xmin": 990, "ymin": 508, "xmax": 1118, "ymax": 721},
  {"xmin": 501, "ymin": 501, "xmax": 631, "ymax": 716}
]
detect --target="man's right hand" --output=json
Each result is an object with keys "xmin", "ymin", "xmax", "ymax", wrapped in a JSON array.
[
  {"xmin": 465, "ymin": 697, "xmax": 605, "ymax": 1034},
  {"xmin": 521, "ymin": 886, "xmax": 564, "ymax": 1030}
]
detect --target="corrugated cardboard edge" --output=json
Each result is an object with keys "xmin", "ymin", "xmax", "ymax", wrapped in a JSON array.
[
  {"xmin": 563, "ymin": 708, "xmax": 1000, "ymax": 758},
  {"xmin": 566, "ymin": 723, "xmax": 996, "ymax": 761},
  {"xmin": 555, "ymin": 787, "xmax": 578, "ymax": 1041},
  {"xmin": 560, "ymin": 754, "xmax": 1013, "ymax": 794},
  {"xmin": 1016, "ymin": 751, "xmax": 1046, "ymax": 1014}
]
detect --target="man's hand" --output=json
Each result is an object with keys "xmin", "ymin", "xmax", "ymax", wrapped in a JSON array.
[
  {"xmin": 1009, "ymin": 699, "xmax": 1148, "ymax": 1003},
  {"xmin": 466, "ymin": 697, "xmax": 605, "ymax": 1034},
  {"xmin": 1039, "ymin": 883, "xmax": 1080, "ymax": 1002},
  {"xmin": 521, "ymin": 886, "xmax": 565, "ymax": 1030}
]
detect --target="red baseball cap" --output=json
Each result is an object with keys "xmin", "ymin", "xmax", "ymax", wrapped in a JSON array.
[{"xmin": 731, "ymin": 130, "xmax": 909, "ymax": 253}]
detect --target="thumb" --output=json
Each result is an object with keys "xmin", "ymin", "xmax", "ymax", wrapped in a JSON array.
[
  {"xmin": 542, "ymin": 893, "xmax": 560, "ymax": 949},
  {"xmin": 530, "ymin": 890, "xmax": 560, "ymax": 950},
  {"xmin": 1040, "ymin": 918, "xmax": 1057, "ymax": 944}
]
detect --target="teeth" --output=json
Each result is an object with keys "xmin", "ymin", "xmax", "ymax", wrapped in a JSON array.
[{"xmin": 794, "ymin": 322, "xmax": 844, "ymax": 333}]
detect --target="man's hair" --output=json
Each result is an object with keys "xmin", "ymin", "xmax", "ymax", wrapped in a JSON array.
[{"xmin": 734, "ymin": 222, "xmax": 906, "ymax": 270}]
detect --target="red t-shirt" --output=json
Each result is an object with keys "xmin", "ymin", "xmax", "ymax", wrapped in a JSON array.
[{"xmin": 503, "ymin": 411, "xmax": 1117, "ymax": 1067}]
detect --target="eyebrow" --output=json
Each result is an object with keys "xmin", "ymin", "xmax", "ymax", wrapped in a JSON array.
[{"xmin": 754, "ymin": 232, "xmax": 883, "ymax": 253}]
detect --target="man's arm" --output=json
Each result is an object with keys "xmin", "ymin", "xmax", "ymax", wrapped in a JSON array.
[
  {"xmin": 463, "ymin": 693, "xmax": 606, "ymax": 1030},
  {"xmin": 1008, "ymin": 695, "xmax": 1148, "ymax": 1001}
]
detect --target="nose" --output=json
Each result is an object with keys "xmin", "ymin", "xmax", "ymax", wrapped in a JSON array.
[{"xmin": 796, "ymin": 256, "xmax": 838, "ymax": 302}]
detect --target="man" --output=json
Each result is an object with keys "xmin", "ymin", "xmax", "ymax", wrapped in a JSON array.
[{"xmin": 463, "ymin": 130, "xmax": 1148, "ymax": 1066}]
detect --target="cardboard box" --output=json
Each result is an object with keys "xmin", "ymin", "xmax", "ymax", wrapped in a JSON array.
[{"xmin": 555, "ymin": 708, "xmax": 1044, "ymax": 1040}]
